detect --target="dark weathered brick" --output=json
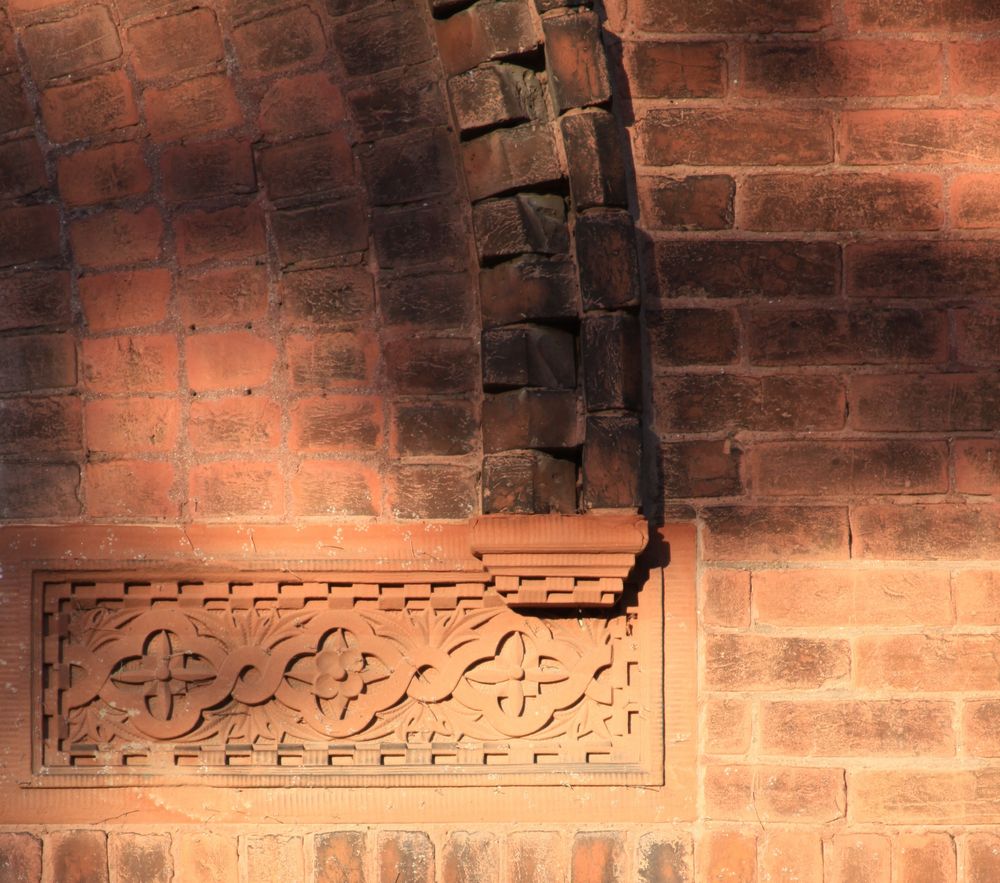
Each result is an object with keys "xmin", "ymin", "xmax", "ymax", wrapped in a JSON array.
[
  {"xmin": 483, "ymin": 451, "xmax": 576, "ymax": 514},
  {"xmin": 360, "ymin": 128, "xmax": 456, "ymax": 205},
  {"xmin": 473, "ymin": 194, "xmax": 568, "ymax": 259},
  {"xmin": 575, "ymin": 211, "xmax": 639, "ymax": 310},
  {"xmin": 561, "ymin": 110, "xmax": 627, "ymax": 210},
  {"xmin": 483, "ymin": 389, "xmax": 583, "ymax": 451},
  {"xmin": 583, "ymin": 415, "xmax": 641, "ymax": 509},
  {"xmin": 480, "ymin": 256, "xmax": 580, "ymax": 327},
  {"xmin": 543, "ymin": 10, "xmax": 611, "ymax": 110},
  {"xmin": 483, "ymin": 325, "xmax": 576, "ymax": 388},
  {"xmin": 582, "ymin": 313, "xmax": 642, "ymax": 410}
]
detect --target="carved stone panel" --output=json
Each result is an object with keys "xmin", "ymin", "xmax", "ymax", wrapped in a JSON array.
[{"xmin": 34, "ymin": 571, "xmax": 663, "ymax": 787}]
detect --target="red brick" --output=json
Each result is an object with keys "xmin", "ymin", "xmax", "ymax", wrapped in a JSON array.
[
  {"xmin": 0, "ymin": 833, "xmax": 41, "ymax": 883},
  {"xmin": 571, "ymin": 832, "xmax": 623, "ymax": 883},
  {"xmin": 291, "ymin": 459, "xmax": 379, "ymax": 517},
  {"xmin": 389, "ymin": 464, "xmax": 477, "ymax": 520},
  {"xmin": 754, "ymin": 568, "xmax": 952, "ymax": 627},
  {"xmin": 80, "ymin": 269, "xmax": 170, "ymax": 333},
  {"xmin": 846, "ymin": 0, "xmax": 1000, "ymax": 31},
  {"xmin": 462, "ymin": 122, "xmax": 561, "ymax": 202},
  {"xmin": 854, "ymin": 503, "xmax": 1000, "ymax": 559},
  {"xmin": 385, "ymin": 337, "xmax": 478, "ymax": 395},
  {"xmin": 113, "ymin": 0, "xmax": 193, "ymax": 19},
  {"xmin": 637, "ymin": 0, "xmax": 830, "ymax": 32},
  {"xmin": 825, "ymin": 835, "xmax": 890, "ymax": 883},
  {"xmin": 0, "ymin": 271, "xmax": 70, "ymax": 331},
  {"xmin": 246, "ymin": 835, "xmax": 303, "ymax": 883},
  {"xmin": 754, "ymin": 440, "xmax": 947, "ymax": 496},
  {"xmin": 575, "ymin": 212, "xmax": 639, "ymax": 310},
  {"xmin": 290, "ymin": 396, "xmax": 382, "ymax": 452},
  {"xmin": 186, "ymin": 330, "xmax": 276, "ymax": 391},
  {"xmin": 335, "ymin": 2, "xmax": 433, "ymax": 78},
  {"xmin": 661, "ymin": 439, "xmax": 743, "ymax": 499},
  {"xmin": 379, "ymin": 831, "xmax": 433, "ymax": 883},
  {"xmin": 966, "ymin": 701, "xmax": 1000, "ymax": 757},
  {"xmin": 81, "ymin": 334, "xmax": 178, "ymax": 393},
  {"xmin": 162, "ymin": 139, "xmax": 255, "ymax": 203},
  {"xmin": 640, "ymin": 108, "xmax": 832, "ymax": 166},
  {"xmin": 278, "ymin": 267, "xmax": 374, "ymax": 327},
  {"xmin": 647, "ymin": 308, "xmax": 738, "ymax": 366},
  {"xmin": 287, "ymin": 332, "xmax": 376, "ymax": 391},
  {"xmin": 57, "ymin": 141, "xmax": 151, "ymax": 207},
  {"xmin": 259, "ymin": 133, "xmax": 353, "ymax": 201},
  {"xmin": 706, "ymin": 634, "xmax": 849, "ymax": 690},
  {"xmin": 70, "ymin": 206, "xmax": 164, "ymax": 268},
  {"xmin": 374, "ymin": 202, "xmax": 466, "ymax": 270},
  {"xmin": 22, "ymin": 5, "xmax": 120, "ymax": 82},
  {"xmin": 174, "ymin": 834, "xmax": 238, "ymax": 882},
  {"xmin": 442, "ymin": 833, "xmax": 497, "ymax": 883},
  {"xmin": 851, "ymin": 769, "xmax": 1000, "ymax": 824},
  {"xmin": 448, "ymin": 63, "xmax": 542, "ymax": 132},
  {"xmin": 0, "ymin": 395, "xmax": 80, "ymax": 453},
  {"xmin": 625, "ymin": 41, "xmax": 725, "ymax": 98},
  {"xmin": 175, "ymin": 204, "xmax": 267, "ymax": 266},
  {"xmin": 47, "ymin": 831, "xmax": 108, "ymax": 883},
  {"xmin": 0, "ymin": 72, "xmax": 31, "ymax": 138},
  {"xmin": 189, "ymin": 460, "xmax": 284, "ymax": 518},
  {"xmin": 952, "ymin": 173, "xmax": 1000, "ymax": 228},
  {"xmin": 0, "ymin": 462, "xmax": 80, "ymax": 518},
  {"xmin": 0, "ymin": 333, "xmax": 76, "ymax": 392},
  {"xmin": 0, "ymin": 17, "xmax": 16, "ymax": 74},
  {"xmin": 273, "ymin": 199, "xmax": 369, "ymax": 267},
  {"xmin": 705, "ymin": 505, "xmax": 850, "ymax": 562},
  {"xmin": 483, "ymin": 389, "xmax": 583, "ymax": 452},
  {"xmin": 507, "ymin": 832, "xmax": 565, "ymax": 883},
  {"xmin": 857, "ymin": 634, "xmax": 1000, "ymax": 691},
  {"xmin": 381, "ymin": 268, "xmax": 474, "ymax": 331},
  {"xmin": 956, "ymin": 439, "xmax": 1000, "ymax": 493},
  {"xmin": 0, "ymin": 204, "xmax": 61, "ymax": 268},
  {"xmin": 966, "ymin": 834, "xmax": 1000, "ymax": 883},
  {"xmin": 481, "ymin": 256, "xmax": 579, "ymax": 328},
  {"xmin": 759, "ymin": 832, "xmax": 821, "ymax": 883},
  {"xmin": 87, "ymin": 460, "xmax": 177, "ymax": 519},
  {"xmin": 748, "ymin": 308, "xmax": 946, "ymax": 366},
  {"xmin": 315, "ymin": 832, "xmax": 366, "ymax": 883},
  {"xmin": 847, "ymin": 240, "xmax": 1000, "ymax": 300},
  {"xmin": 128, "ymin": 8, "xmax": 224, "ymax": 80},
  {"xmin": 145, "ymin": 75, "xmax": 242, "ymax": 142},
  {"xmin": 582, "ymin": 415, "xmax": 641, "ymax": 509},
  {"xmin": 740, "ymin": 173, "xmax": 942, "ymax": 232},
  {"xmin": 85, "ymin": 397, "xmax": 179, "ymax": 454},
  {"xmin": 543, "ymin": 10, "xmax": 611, "ymax": 110},
  {"xmin": 704, "ymin": 698, "xmax": 751, "ymax": 754},
  {"xmin": 482, "ymin": 451, "xmax": 573, "ymax": 514},
  {"xmin": 0, "ymin": 137, "xmax": 46, "ymax": 198},
  {"xmin": 850, "ymin": 374, "xmax": 1000, "ymax": 431},
  {"xmin": 705, "ymin": 765, "xmax": 845, "ymax": 823},
  {"xmin": 761, "ymin": 700, "xmax": 954, "ymax": 757},
  {"xmin": 640, "ymin": 175, "xmax": 734, "ymax": 230},
  {"xmin": 188, "ymin": 396, "xmax": 281, "ymax": 452},
  {"xmin": 233, "ymin": 6, "xmax": 325, "ymax": 76},
  {"xmin": 473, "ymin": 194, "xmax": 568, "ymax": 260},
  {"xmin": 842, "ymin": 110, "xmax": 1000, "ymax": 165},
  {"xmin": 178, "ymin": 266, "xmax": 268, "ymax": 328},
  {"xmin": 363, "ymin": 127, "xmax": 459, "ymax": 207},
  {"xmin": 742, "ymin": 41, "xmax": 941, "ymax": 97},
  {"xmin": 956, "ymin": 571, "xmax": 1000, "ymax": 625},
  {"xmin": 435, "ymin": 0, "xmax": 539, "ymax": 76},
  {"xmin": 655, "ymin": 374, "xmax": 845, "ymax": 433},
  {"xmin": 109, "ymin": 833, "xmax": 171, "ymax": 883},
  {"xmin": 701, "ymin": 569, "xmax": 750, "ymax": 627},
  {"xmin": 259, "ymin": 73, "xmax": 346, "ymax": 140},
  {"xmin": 655, "ymin": 239, "xmax": 839, "ymax": 300},
  {"xmin": 40, "ymin": 69, "xmax": 139, "ymax": 143},
  {"xmin": 695, "ymin": 831, "xmax": 755, "ymax": 883},
  {"xmin": 952, "ymin": 41, "xmax": 1000, "ymax": 97}
]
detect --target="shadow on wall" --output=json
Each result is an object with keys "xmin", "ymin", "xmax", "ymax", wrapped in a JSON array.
[{"xmin": 0, "ymin": 0, "xmax": 484, "ymax": 524}]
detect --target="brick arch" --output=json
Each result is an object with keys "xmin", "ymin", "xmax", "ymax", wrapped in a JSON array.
[{"xmin": 1, "ymin": 0, "xmax": 643, "ymax": 524}]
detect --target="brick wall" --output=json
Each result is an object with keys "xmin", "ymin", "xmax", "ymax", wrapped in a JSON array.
[{"xmin": 611, "ymin": 0, "xmax": 1000, "ymax": 878}]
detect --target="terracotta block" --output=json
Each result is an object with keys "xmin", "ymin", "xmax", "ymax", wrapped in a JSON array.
[
  {"xmin": 315, "ymin": 832, "xmax": 367, "ymax": 883},
  {"xmin": 108, "ymin": 833, "xmax": 171, "ymax": 883},
  {"xmin": 543, "ymin": 10, "xmax": 610, "ymax": 110},
  {"xmin": 290, "ymin": 396, "xmax": 383, "ymax": 452},
  {"xmin": 145, "ymin": 75, "xmax": 242, "ymax": 142},
  {"xmin": 290, "ymin": 459, "xmax": 380, "ymax": 517},
  {"xmin": 189, "ymin": 460, "xmax": 285, "ymax": 518},
  {"xmin": 0, "ymin": 833, "xmax": 41, "ymax": 883},
  {"xmin": 80, "ymin": 268, "xmax": 171, "ymax": 332},
  {"xmin": 178, "ymin": 266, "xmax": 269, "ymax": 328},
  {"xmin": 44, "ymin": 831, "xmax": 108, "ymax": 883},
  {"xmin": 0, "ymin": 271, "xmax": 71, "ymax": 331},
  {"xmin": 705, "ymin": 634, "xmax": 850, "ymax": 690},
  {"xmin": 760, "ymin": 700, "xmax": 954, "ymax": 757},
  {"xmin": 274, "ymin": 199, "xmax": 369, "ymax": 267},
  {"xmin": 175, "ymin": 205, "xmax": 266, "ymax": 266},
  {"xmin": 70, "ymin": 206, "xmax": 163, "ymax": 268},
  {"xmin": 483, "ymin": 450, "xmax": 577, "ymax": 514},
  {"xmin": 703, "ymin": 506, "xmax": 850, "ymax": 562},
  {"xmin": 572, "ymin": 832, "xmax": 623, "ymax": 883},
  {"xmin": 233, "ymin": 6, "xmax": 326, "ymax": 76},
  {"xmin": 259, "ymin": 73, "xmax": 346, "ymax": 139},
  {"xmin": 0, "ymin": 137, "xmax": 46, "ymax": 199},
  {"xmin": 637, "ymin": 832, "xmax": 692, "ymax": 883},
  {"xmin": 896, "ymin": 833, "xmax": 955, "ymax": 883},
  {"xmin": 626, "ymin": 41, "xmax": 726, "ymax": 98},
  {"xmin": 188, "ymin": 396, "xmax": 281, "ymax": 452},
  {"xmin": 507, "ymin": 832, "xmax": 565, "ymax": 883},
  {"xmin": 388, "ymin": 464, "xmax": 478, "ymax": 519},
  {"xmin": 442, "ymin": 832, "xmax": 499, "ymax": 883},
  {"xmin": 378, "ymin": 831, "xmax": 433, "ymax": 883},
  {"xmin": 85, "ymin": 397, "xmax": 179, "ymax": 454},
  {"xmin": 161, "ymin": 139, "xmax": 256, "ymax": 204},
  {"xmin": 246, "ymin": 835, "xmax": 303, "ymax": 883},
  {"xmin": 825, "ymin": 835, "xmax": 890, "ymax": 883},
  {"xmin": 186, "ymin": 330, "xmax": 277, "ymax": 391},
  {"xmin": 128, "ymin": 8, "xmax": 224, "ymax": 80},
  {"xmin": 333, "ymin": 2, "xmax": 431, "ymax": 77},
  {"xmin": 0, "ymin": 204, "xmax": 61, "ymax": 267},
  {"xmin": 0, "ymin": 333, "xmax": 76, "ymax": 392},
  {"xmin": 0, "ymin": 396, "xmax": 81, "ymax": 453},
  {"xmin": 261, "ymin": 133, "xmax": 354, "ymax": 201},
  {"xmin": 22, "ymin": 5, "xmax": 120, "ymax": 82}
]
